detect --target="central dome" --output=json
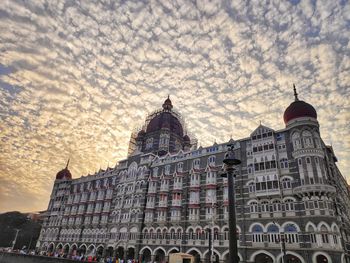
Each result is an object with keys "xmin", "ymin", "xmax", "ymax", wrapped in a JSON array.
[{"xmin": 146, "ymin": 97, "xmax": 184, "ymax": 137}]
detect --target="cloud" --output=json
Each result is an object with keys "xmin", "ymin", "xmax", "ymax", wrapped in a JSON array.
[{"xmin": 0, "ymin": 0, "xmax": 349, "ymax": 212}]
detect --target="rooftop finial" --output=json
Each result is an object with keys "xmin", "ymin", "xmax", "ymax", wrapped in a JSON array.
[
  {"xmin": 293, "ymin": 84, "xmax": 299, "ymax": 101},
  {"xmin": 162, "ymin": 95, "xmax": 173, "ymax": 110},
  {"xmin": 66, "ymin": 158, "xmax": 70, "ymax": 169}
]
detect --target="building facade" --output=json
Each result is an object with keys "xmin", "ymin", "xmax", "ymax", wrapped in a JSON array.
[{"xmin": 37, "ymin": 90, "xmax": 350, "ymax": 263}]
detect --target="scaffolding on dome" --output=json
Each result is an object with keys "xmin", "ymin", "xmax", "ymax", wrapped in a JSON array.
[{"xmin": 127, "ymin": 107, "xmax": 197, "ymax": 156}]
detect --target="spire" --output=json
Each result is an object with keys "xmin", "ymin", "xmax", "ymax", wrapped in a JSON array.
[
  {"xmin": 293, "ymin": 84, "xmax": 299, "ymax": 101},
  {"xmin": 65, "ymin": 158, "xmax": 70, "ymax": 169}
]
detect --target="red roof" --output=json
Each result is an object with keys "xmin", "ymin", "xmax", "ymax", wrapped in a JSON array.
[
  {"xmin": 283, "ymin": 100, "xmax": 317, "ymax": 124},
  {"xmin": 56, "ymin": 168, "xmax": 72, "ymax": 180}
]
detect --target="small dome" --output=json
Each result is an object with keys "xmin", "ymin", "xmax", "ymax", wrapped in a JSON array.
[
  {"xmin": 56, "ymin": 168, "xmax": 72, "ymax": 180},
  {"xmin": 283, "ymin": 86, "xmax": 317, "ymax": 124},
  {"xmin": 183, "ymin": 135, "xmax": 190, "ymax": 142},
  {"xmin": 162, "ymin": 96, "xmax": 173, "ymax": 111},
  {"xmin": 137, "ymin": 130, "xmax": 146, "ymax": 137}
]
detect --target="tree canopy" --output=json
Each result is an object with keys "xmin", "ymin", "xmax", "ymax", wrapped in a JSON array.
[{"xmin": 0, "ymin": 211, "xmax": 41, "ymax": 250}]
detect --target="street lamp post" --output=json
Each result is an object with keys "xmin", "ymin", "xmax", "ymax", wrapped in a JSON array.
[
  {"xmin": 223, "ymin": 144, "xmax": 241, "ymax": 263},
  {"xmin": 11, "ymin": 229, "xmax": 20, "ymax": 251},
  {"xmin": 280, "ymin": 232, "xmax": 287, "ymax": 263}
]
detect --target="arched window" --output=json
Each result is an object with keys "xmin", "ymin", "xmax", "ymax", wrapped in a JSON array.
[
  {"xmin": 260, "ymin": 200, "xmax": 269, "ymax": 213},
  {"xmin": 188, "ymin": 229, "xmax": 194, "ymax": 240},
  {"xmin": 248, "ymin": 182, "xmax": 255, "ymax": 193},
  {"xmin": 302, "ymin": 130, "xmax": 313, "ymax": 148},
  {"xmin": 284, "ymin": 224, "xmax": 299, "ymax": 243},
  {"xmin": 196, "ymin": 228, "xmax": 202, "ymax": 240},
  {"xmin": 156, "ymin": 229, "xmax": 162, "ymax": 239},
  {"xmin": 251, "ymin": 225, "xmax": 264, "ymax": 243},
  {"xmin": 146, "ymin": 138, "xmax": 153, "ymax": 149},
  {"xmin": 177, "ymin": 162, "xmax": 183, "ymax": 172},
  {"xmin": 213, "ymin": 228, "xmax": 219, "ymax": 240},
  {"xmin": 307, "ymin": 225, "xmax": 317, "ymax": 243},
  {"xmin": 267, "ymin": 224, "xmax": 279, "ymax": 243},
  {"xmin": 281, "ymin": 178, "xmax": 292, "ymax": 189},
  {"xmin": 248, "ymin": 164, "xmax": 253, "ymax": 174},
  {"xmin": 208, "ymin": 156, "xmax": 216, "ymax": 166},
  {"xmin": 193, "ymin": 159, "xmax": 200, "ymax": 169},
  {"xmin": 292, "ymin": 132, "xmax": 301, "ymax": 150},
  {"xmin": 284, "ymin": 199, "xmax": 295, "ymax": 211},
  {"xmin": 177, "ymin": 229, "xmax": 182, "ymax": 240},
  {"xmin": 272, "ymin": 200, "xmax": 282, "ymax": 212},
  {"xmin": 320, "ymin": 225, "xmax": 329, "ymax": 244},
  {"xmin": 249, "ymin": 201, "xmax": 258, "ymax": 213},
  {"xmin": 280, "ymin": 158, "xmax": 289, "ymax": 169},
  {"xmin": 223, "ymin": 227, "xmax": 229, "ymax": 240}
]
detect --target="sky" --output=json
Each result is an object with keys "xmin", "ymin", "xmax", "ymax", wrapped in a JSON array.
[{"xmin": 0, "ymin": 0, "xmax": 349, "ymax": 213}]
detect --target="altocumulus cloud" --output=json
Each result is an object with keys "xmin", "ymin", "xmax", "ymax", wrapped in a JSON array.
[{"xmin": 0, "ymin": 0, "xmax": 349, "ymax": 212}]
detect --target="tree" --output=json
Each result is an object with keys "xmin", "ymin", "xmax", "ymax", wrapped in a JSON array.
[{"xmin": 0, "ymin": 211, "xmax": 41, "ymax": 249}]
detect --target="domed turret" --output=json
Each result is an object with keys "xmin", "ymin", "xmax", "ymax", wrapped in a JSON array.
[
  {"xmin": 56, "ymin": 159, "xmax": 72, "ymax": 180},
  {"xmin": 283, "ymin": 85, "xmax": 317, "ymax": 125},
  {"xmin": 137, "ymin": 130, "xmax": 146, "ymax": 138},
  {"xmin": 183, "ymin": 134, "xmax": 190, "ymax": 142}
]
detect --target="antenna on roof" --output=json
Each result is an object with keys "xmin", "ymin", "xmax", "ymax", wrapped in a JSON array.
[{"xmin": 66, "ymin": 158, "xmax": 70, "ymax": 169}]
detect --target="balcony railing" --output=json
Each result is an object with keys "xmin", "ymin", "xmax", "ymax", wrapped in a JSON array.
[{"xmin": 171, "ymin": 200, "xmax": 182, "ymax": 206}]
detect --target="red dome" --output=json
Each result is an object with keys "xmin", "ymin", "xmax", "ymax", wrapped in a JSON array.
[
  {"xmin": 56, "ymin": 168, "xmax": 72, "ymax": 180},
  {"xmin": 283, "ymin": 86, "xmax": 317, "ymax": 124}
]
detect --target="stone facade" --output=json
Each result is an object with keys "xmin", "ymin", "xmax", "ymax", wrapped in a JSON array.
[{"xmin": 37, "ymin": 94, "xmax": 350, "ymax": 263}]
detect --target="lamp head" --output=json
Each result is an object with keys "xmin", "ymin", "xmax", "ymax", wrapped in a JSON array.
[{"xmin": 223, "ymin": 144, "xmax": 241, "ymax": 166}]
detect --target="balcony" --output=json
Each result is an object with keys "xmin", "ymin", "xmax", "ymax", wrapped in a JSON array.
[
  {"xmin": 86, "ymin": 209, "xmax": 93, "ymax": 214},
  {"xmin": 160, "ymin": 185, "xmax": 169, "ymax": 192},
  {"xmin": 97, "ymin": 194, "xmax": 105, "ymax": 201},
  {"xmin": 189, "ymin": 199, "xmax": 199, "ymax": 205},
  {"xmin": 77, "ymin": 209, "xmax": 85, "ymax": 215},
  {"xmin": 159, "ymin": 201, "xmax": 168, "ymax": 207},
  {"xmin": 94, "ymin": 208, "xmax": 102, "ymax": 214},
  {"xmin": 102, "ymin": 207, "xmax": 110, "ymax": 213},
  {"xmin": 89, "ymin": 195, "xmax": 97, "ymax": 202},
  {"xmin": 173, "ymin": 184, "xmax": 182, "ymax": 190},
  {"xmin": 148, "ymin": 187, "xmax": 157, "ymax": 194},
  {"xmin": 105, "ymin": 193, "xmax": 113, "ymax": 200},
  {"xmin": 171, "ymin": 200, "xmax": 182, "ymax": 207},
  {"xmin": 146, "ymin": 203, "xmax": 155, "ymax": 209},
  {"xmin": 70, "ymin": 210, "xmax": 77, "ymax": 216},
  {"xmin": 293, "ymin": 184, "xmax": 336, "ymax": 197}
]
